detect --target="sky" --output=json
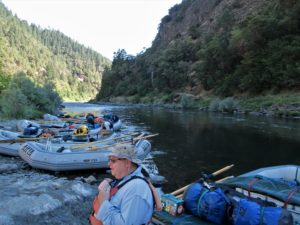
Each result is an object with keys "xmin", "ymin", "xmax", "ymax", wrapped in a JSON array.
[{"xmin": 2, "ymin": 0, "xmax": 182, "ymax": 60}]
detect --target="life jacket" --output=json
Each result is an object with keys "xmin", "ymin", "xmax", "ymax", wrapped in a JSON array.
[
  {"xmin": 94, "ymin": 117, "xmax": 103, "ymax": 124},
  {"xmin": 89, "ymin": 176, "xmax": 149, "ymax": 225}
]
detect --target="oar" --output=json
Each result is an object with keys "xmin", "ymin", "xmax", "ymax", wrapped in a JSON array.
[
  {"xmin": 147, "ymin": 179, "xmax": 162, "ymax": 211},
  {"xmin": 170, "ymin": 164, "xmax": 234, "ymax": 196},
  {"xmin": 133, "ymin": 133, "xmax": 145, "ymax": 143},
  {"xmin": 33, "ymin": 120, "xmax": 65, "ymax": 124},
  {"xmin": 100, "ymin": 129, "xmax": 112, "ymax": 136},
  {"xmin": 85, "ymin": 133, "xmax": 159, "ymax": 152},
  {"xmin": 58, "ymin": 129, "xmax": 75, "ymax": 133},
  {"xmin": 0, "ymin": 136, "xmax": 53, "ymax": 143},
  {"xmin": 215, "ymin": 175, "xmax": 234, "ymax": 183},
  {"xmin": 73, "ymin": 133, "xmax": 89, "ymax": 137},
  {"xmin": 60, "ymin": 117, "xmax": 85, "ymax": 122},
  {"xmin": 175, "ymin": 175, "xmax": 234, "ymax": 198},
  {"xmin": 71, "ymin": 132, "xmax": 139, "ymax": 149}
]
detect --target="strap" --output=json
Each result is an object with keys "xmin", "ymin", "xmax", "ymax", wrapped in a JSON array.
[
  {"xmin": 116, "ymin": 175, "xmax": 147, "ymax": 190},
  {"xmin": 283, "ymin": 187, "xmax": 299, "ymax": 208},
  {"xmin": 259, "ymin": 206, "xmax": 265, "ymax": 225},
  {"xmin": 109, "ymin": 176, "xmax": 148, "ymax": 199},
  {"xmin": 197, "ymin": 189, "xmax": 209, "ymax": 216},
  {"xmin": 247, "ymin": 177, "xmax": 260, "ymax": 197},
  {"xmin": 295, "ymin": 167, "xmax": 299, "ymax": 185}
]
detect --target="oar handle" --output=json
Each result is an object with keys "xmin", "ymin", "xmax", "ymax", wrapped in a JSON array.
[{"xmin": 212, "ymin": 164, "xmax": 234, "ymax": 177}]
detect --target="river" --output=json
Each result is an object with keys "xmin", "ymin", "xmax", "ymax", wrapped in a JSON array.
[{"xmin": 63, "ymin": 102, "xmax": 300, "ymax": 193}]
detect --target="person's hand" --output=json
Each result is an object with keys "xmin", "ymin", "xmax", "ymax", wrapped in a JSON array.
[
  {"xmin": 98, "ymin": 188, "xmax": 110, "ymax": 203},
  {"xmin": 98, "ymin": 178, "xmax": 112, "ymax": 192},
  {"xmin": 97, "ymin": 178, "xmax": 112, "ymax": 205}
]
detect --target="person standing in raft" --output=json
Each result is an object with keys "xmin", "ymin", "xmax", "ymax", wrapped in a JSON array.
[{"xmin": 89, "ymin": 144, "xmax": 162, "ymax": 225}]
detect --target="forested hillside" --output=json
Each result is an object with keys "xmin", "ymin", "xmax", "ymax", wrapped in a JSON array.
[
  {"xmin": 0, "ymin": 2, "xmax": 110, "ymax": 102},
  {"xmin": 97, "ymin": 0, "xmax": 300, "ymax": 110}
]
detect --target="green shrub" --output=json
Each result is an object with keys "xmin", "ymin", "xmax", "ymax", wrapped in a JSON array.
[
  {"xmin": 126, "ymin": 95, "xmax": 140, "ymax": 103},
  {"xmin": 209, "ymin": 98, "xmax": 221, "ymax": 112},
  {"xmin": 0, "ymin": 87, "xmax": 34, "ymax": 118},
  {"xmin": 161, "ymin": 93, "xmax": 174, "ymax": 103},
  {"xmin": 140, "ymin": 95, "xmax": 153, "ymax": 104},
  {"xmin": 209, "ymin": 97, "xmax": 239, "ymax": 113},
  {"xmin": 0, "ymin": 72, "xmax": 61, "ymax": 118},
  {"xmin": 219, "ymin": 97, "xmax": 239, "ymax": 113},
  {"xmin": 180, "ymin": 94, "xmax": 196, "ymax": 109},
  {"xmin": 109, "ymin": 96, "xmax": 127, "ymax": 103},
  {"xmin": 286, "ymin": 110, "xmax": 300, "ymax": 117}
]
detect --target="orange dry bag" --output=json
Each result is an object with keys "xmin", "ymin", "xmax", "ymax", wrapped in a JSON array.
[{"xmin": 89, "ymin": 196, "xmax": 103, "ymax": 225}]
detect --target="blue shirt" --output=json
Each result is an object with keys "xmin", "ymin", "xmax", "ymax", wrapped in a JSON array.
[{"xmin": 96, "ymin": 166, "xmax": 154, "ymax": 225}]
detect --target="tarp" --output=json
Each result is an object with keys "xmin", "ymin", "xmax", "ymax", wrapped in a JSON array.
[{"xmin": 222, "ymin": 175, "xmax": 300, "ymax": 206}]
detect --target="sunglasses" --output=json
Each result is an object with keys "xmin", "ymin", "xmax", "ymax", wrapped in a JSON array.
[{"xmin": 109, "ymin": 158, "xmax": 126, "ymax": 163}]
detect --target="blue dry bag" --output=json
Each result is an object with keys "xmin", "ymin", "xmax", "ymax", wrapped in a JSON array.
[
  {"xmin": 184, "ymin": 183, "xmax": 230, "ymax": 224},
  {"xmin": 23, "ymin": 126, "xmax": 39, "ymax": 135},
  {"xmin": 233, "ymin": 199, "xmax": 293, "ymax": 225}
]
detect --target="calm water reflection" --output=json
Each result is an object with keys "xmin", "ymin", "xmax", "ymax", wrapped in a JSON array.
[{"xmin": 65, "ymin": 103, "xmax": 300, "ymax": 192}]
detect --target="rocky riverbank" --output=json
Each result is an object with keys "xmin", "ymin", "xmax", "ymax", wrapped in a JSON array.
[{"xmin": 0, "ymin": 155, "xmax": 100, "ymax": 225}]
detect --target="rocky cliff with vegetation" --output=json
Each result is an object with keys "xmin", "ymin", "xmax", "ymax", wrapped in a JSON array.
[
  {"xmin": 97, "ymin": 0, "xmax": 300, "ymax": 116},
  {"xmin": 0, "ymin": 2, "xmax": 110, "ymax": 118}
]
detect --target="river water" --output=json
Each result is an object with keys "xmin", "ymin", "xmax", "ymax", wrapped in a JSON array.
[{"xmin": 64, "ymin": 102, "xmax": 300, "ymax": 193}]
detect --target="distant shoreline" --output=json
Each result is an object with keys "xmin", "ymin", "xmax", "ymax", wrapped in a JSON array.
[{"xmin": 91, "ymin": 94, "xmax": 300, "ymax": 120}]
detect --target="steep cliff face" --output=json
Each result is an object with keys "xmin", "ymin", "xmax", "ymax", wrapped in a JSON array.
[
  {"xmin": 98, "ymin": 0, "xmax": 300, "ymax": 103},
  {"xmin": 154, "ymin": 0, "xmax": 269, "ymax": 50}
]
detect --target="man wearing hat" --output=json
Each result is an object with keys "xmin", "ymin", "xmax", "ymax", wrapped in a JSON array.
[{"xmin": 90, "ymin": 144, "xmax": 154, "ymax": 225}]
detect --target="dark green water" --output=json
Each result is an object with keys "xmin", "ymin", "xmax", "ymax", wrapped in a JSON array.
[{"xmin": 65, "ymin": 103, "xmax": 300, "ymax": 193}]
